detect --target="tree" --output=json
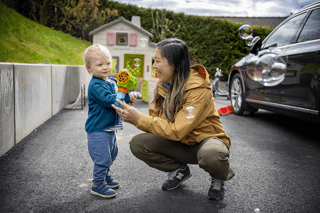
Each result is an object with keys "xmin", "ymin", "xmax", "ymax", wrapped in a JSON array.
[
  {"xmin": 28, "ymin": 0, "xmax": 51, "ymax": 25},
  {"xmin": 55, "ymin": 0, "xmax": 118, "ymax": 41},
  {"xmin": 151, "ymin": 9, "xmax": 180, "ymax": 41}
]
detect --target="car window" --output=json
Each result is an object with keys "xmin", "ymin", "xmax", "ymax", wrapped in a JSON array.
[
  {"xmin": 263, "ymin": 12, "xmax": 307, "ymax": 48},
  {"xmin": 297, "ymin": 8, "xmax": 320, "ymax": 42}
]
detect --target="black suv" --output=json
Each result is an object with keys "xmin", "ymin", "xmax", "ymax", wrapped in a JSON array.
[{"xmin": 228, "ymin": 1, "xmax": 320, "ymax": 122}]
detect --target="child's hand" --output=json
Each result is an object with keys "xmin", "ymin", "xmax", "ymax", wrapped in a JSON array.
[{"xmin": 129, "ymin": 92, "xmax": 137, "ymax": 104}]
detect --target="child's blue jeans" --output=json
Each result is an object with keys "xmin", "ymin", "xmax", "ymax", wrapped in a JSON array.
[{"xmin": 87, "ymin": 131, "xmax": 118, "ymax": 182}]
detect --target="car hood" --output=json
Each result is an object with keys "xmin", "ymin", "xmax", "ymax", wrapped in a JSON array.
[{"xmin": 233, "ymin": 53, "xmax": 257, "ymax": 68}]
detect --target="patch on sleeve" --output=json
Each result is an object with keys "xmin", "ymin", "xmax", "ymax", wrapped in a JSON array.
[
  {"xmin": 149, "ymin": 103, "xmax": 155, "ymax": 116},
  {"xmin": 198, "ymin": 66, "xmax": 206, "ymax": 79}
]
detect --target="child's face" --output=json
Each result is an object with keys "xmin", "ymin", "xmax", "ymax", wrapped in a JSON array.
[{"xmin": 88, "ymin": 54, "xmax": 112, "ymax": 80}]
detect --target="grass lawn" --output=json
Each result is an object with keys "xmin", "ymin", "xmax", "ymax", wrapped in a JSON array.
[{"xmin": 0, "ymin": 2, "xmax": 92, "ymax": 65}]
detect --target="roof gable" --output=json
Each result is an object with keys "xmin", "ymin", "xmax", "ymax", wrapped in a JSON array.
[{"xmin": 89, "ymin": 16, "xmax": 153, "ymax": 38}]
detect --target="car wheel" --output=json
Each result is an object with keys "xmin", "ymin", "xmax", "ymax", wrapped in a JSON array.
[{"xmin": 230, "ymin": 73, "xmax": 245, "ymax": 115}]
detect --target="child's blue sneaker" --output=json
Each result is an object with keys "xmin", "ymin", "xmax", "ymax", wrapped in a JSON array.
[
  {"xmin": 106, "ymin": 174, "xmax": 120, "ymax": 188},
  {"xmin": 90, "ymin": 181, "xmax": 117, "ymax": 198}
]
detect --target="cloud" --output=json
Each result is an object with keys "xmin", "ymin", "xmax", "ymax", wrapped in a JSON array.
[{"xmin": 114, "ymin": 0, "xmax": 319, "ymax": 17}]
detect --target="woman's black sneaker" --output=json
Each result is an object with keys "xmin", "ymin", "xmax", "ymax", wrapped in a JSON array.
[
  {"xmin": 162, "ymin": 164, "xmax": 192, "ymax": 190},
  {"xmin": 207, "ymin": 177, "xmax": 225, "ymax": 200}
]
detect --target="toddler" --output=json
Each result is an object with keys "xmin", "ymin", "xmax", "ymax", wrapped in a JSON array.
[{"xmin": 83, "ymin": 44, "xmax": 135, "ymax": 198}]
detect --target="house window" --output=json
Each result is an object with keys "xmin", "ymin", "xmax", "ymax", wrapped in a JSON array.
[
  {"xmin": 112, "ymin": 56, "xmax": 119, "ymax": 75},
  {"xmin": 116, "ymin": 33, "xmax": 128, "ymax": 45}
]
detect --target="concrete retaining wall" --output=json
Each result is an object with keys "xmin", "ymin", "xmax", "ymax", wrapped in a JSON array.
[
  {"xmin": 0, "ymin": 63, "xmax": 15, "ymax": 156},
  {"xmin": 52, "ymin": 65, "xmax": 88, "ymax": 115},
  {"xmin": 15, "ymin": 64, "xmax": 52, "ymax": 143},
  {"xmin": 0, "ymin": 63, "xmax": 91, "ymax": 157}
]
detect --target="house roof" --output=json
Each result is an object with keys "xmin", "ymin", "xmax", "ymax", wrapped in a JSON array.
[
  {"xmin": 89, "ymin": 16, "xmax": 154, "ymax": 38},
  {"xmin": 214, "ymin": 16, "xmax": 288, "ymax": 28}
]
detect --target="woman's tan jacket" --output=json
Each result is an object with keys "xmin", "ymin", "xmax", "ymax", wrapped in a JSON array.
[{"xmin": 136, "ymin": 64, "xmax": 231, "ymax": 148}]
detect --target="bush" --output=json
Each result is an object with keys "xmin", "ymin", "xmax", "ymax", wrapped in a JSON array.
[
  {"xmin": 104, "ymin": 1, "xmax": 273, "ymax": 77},
  {"xmin": 4, "ymin": 0, "xmax": 273, "ymax": 76}
]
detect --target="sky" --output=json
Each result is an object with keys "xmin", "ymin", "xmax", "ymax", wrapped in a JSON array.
[{"xmin": 112, "ymin": 0, "xmax": 319, "ymax": 17}]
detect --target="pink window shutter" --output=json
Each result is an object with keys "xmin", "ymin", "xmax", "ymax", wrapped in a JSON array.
[
  {"xmin": 129, "ymin": 33, "xmax": 137, "ymax": 46},
  {"xmin": 107, "ymin": 32, "xmax": 115, "ymax": 46}
]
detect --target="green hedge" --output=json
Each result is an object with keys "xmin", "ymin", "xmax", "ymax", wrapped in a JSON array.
[
  {"xmin": 103, "ymin": 1, "xmax": 273, "ymax": 78},
  {"xmin": 5, "ymin": 0, "xmax": 274, "ymax": 77}
]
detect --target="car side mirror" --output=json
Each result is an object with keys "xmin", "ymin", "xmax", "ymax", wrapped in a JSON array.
[{"xmin": 249, "ymin": 36, "xmax": 262, "ymax": 55}]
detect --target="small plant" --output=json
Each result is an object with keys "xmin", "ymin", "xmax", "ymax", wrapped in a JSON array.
[{"xmin": 151, "ymin": 9, "xmax": 180, "ymax": 41}]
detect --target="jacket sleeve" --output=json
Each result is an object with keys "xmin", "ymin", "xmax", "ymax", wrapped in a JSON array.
[
  {"xmin": 90, "ymin": 82, "xmax": 117, "ymax": 108},
  {"xmin": 89, "ymin": 81, "xmax": 131, "ymax": 108},
  {"xmin": 136, "ymin": 88, "xmax": 211, "ymax": 141}
]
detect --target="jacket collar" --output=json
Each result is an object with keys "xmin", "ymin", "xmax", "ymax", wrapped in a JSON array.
[
  {"xmin": 157, "ymin": 64, "xmax": 211, "ymax": 98},
  {"xmin": 185, "ymin": 64, "xmax": 211, "ymax": 91},
  {"xmin": 92, "ymin": 75, "xmax": 116, "ymax": 83}
]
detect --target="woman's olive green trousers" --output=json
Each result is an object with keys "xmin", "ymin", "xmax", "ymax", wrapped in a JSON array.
[{"xmin": 130, "ymin": 133, "xmax": 235, "ymax": 181}]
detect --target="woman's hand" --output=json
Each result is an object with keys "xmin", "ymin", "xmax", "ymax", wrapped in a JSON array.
[{"xmin": 112, "ymin": 99, "xmax": 141, "ymax": 124}]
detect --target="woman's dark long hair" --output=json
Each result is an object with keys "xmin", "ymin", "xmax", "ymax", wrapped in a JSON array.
[{"xmin": 153, "ymin": 38, "xmax": 197, "ymax": 122}]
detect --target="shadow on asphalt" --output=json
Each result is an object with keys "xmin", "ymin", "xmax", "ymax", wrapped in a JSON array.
[
  {"xmin": 2, "ymin": 98, "xmax": 319, "ymax": 212},
  {"xmin": 0, "ymin": 99, "xmax": 231, "ymax": 213},
  {"xmin": 238, "ymin": 111, "xmax": 319, "ymax": 145}
]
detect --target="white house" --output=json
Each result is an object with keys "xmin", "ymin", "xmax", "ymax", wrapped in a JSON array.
[{"xmin": 89, "ymin": 16, "xmax": 158, "ymax": 103}]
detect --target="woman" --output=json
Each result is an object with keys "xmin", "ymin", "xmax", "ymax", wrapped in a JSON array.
[{"xmin": 112, "ymin": 38, "xmax": 235, "ymax": 200}]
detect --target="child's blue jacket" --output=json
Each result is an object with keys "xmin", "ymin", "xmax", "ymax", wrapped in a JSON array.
[{"xmin": 85, "ymin": 75, "xmax": 130, "ymax": 133}]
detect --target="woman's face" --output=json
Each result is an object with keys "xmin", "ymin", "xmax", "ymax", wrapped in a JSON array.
[{"xmin": 153, "ymin": 48, "xmax": 174, "ymax": 84}]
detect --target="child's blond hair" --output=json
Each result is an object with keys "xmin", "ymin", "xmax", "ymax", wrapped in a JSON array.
[{"xmin": 83, "ymin": 44, "xmax": 112, "ymax": 74}]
